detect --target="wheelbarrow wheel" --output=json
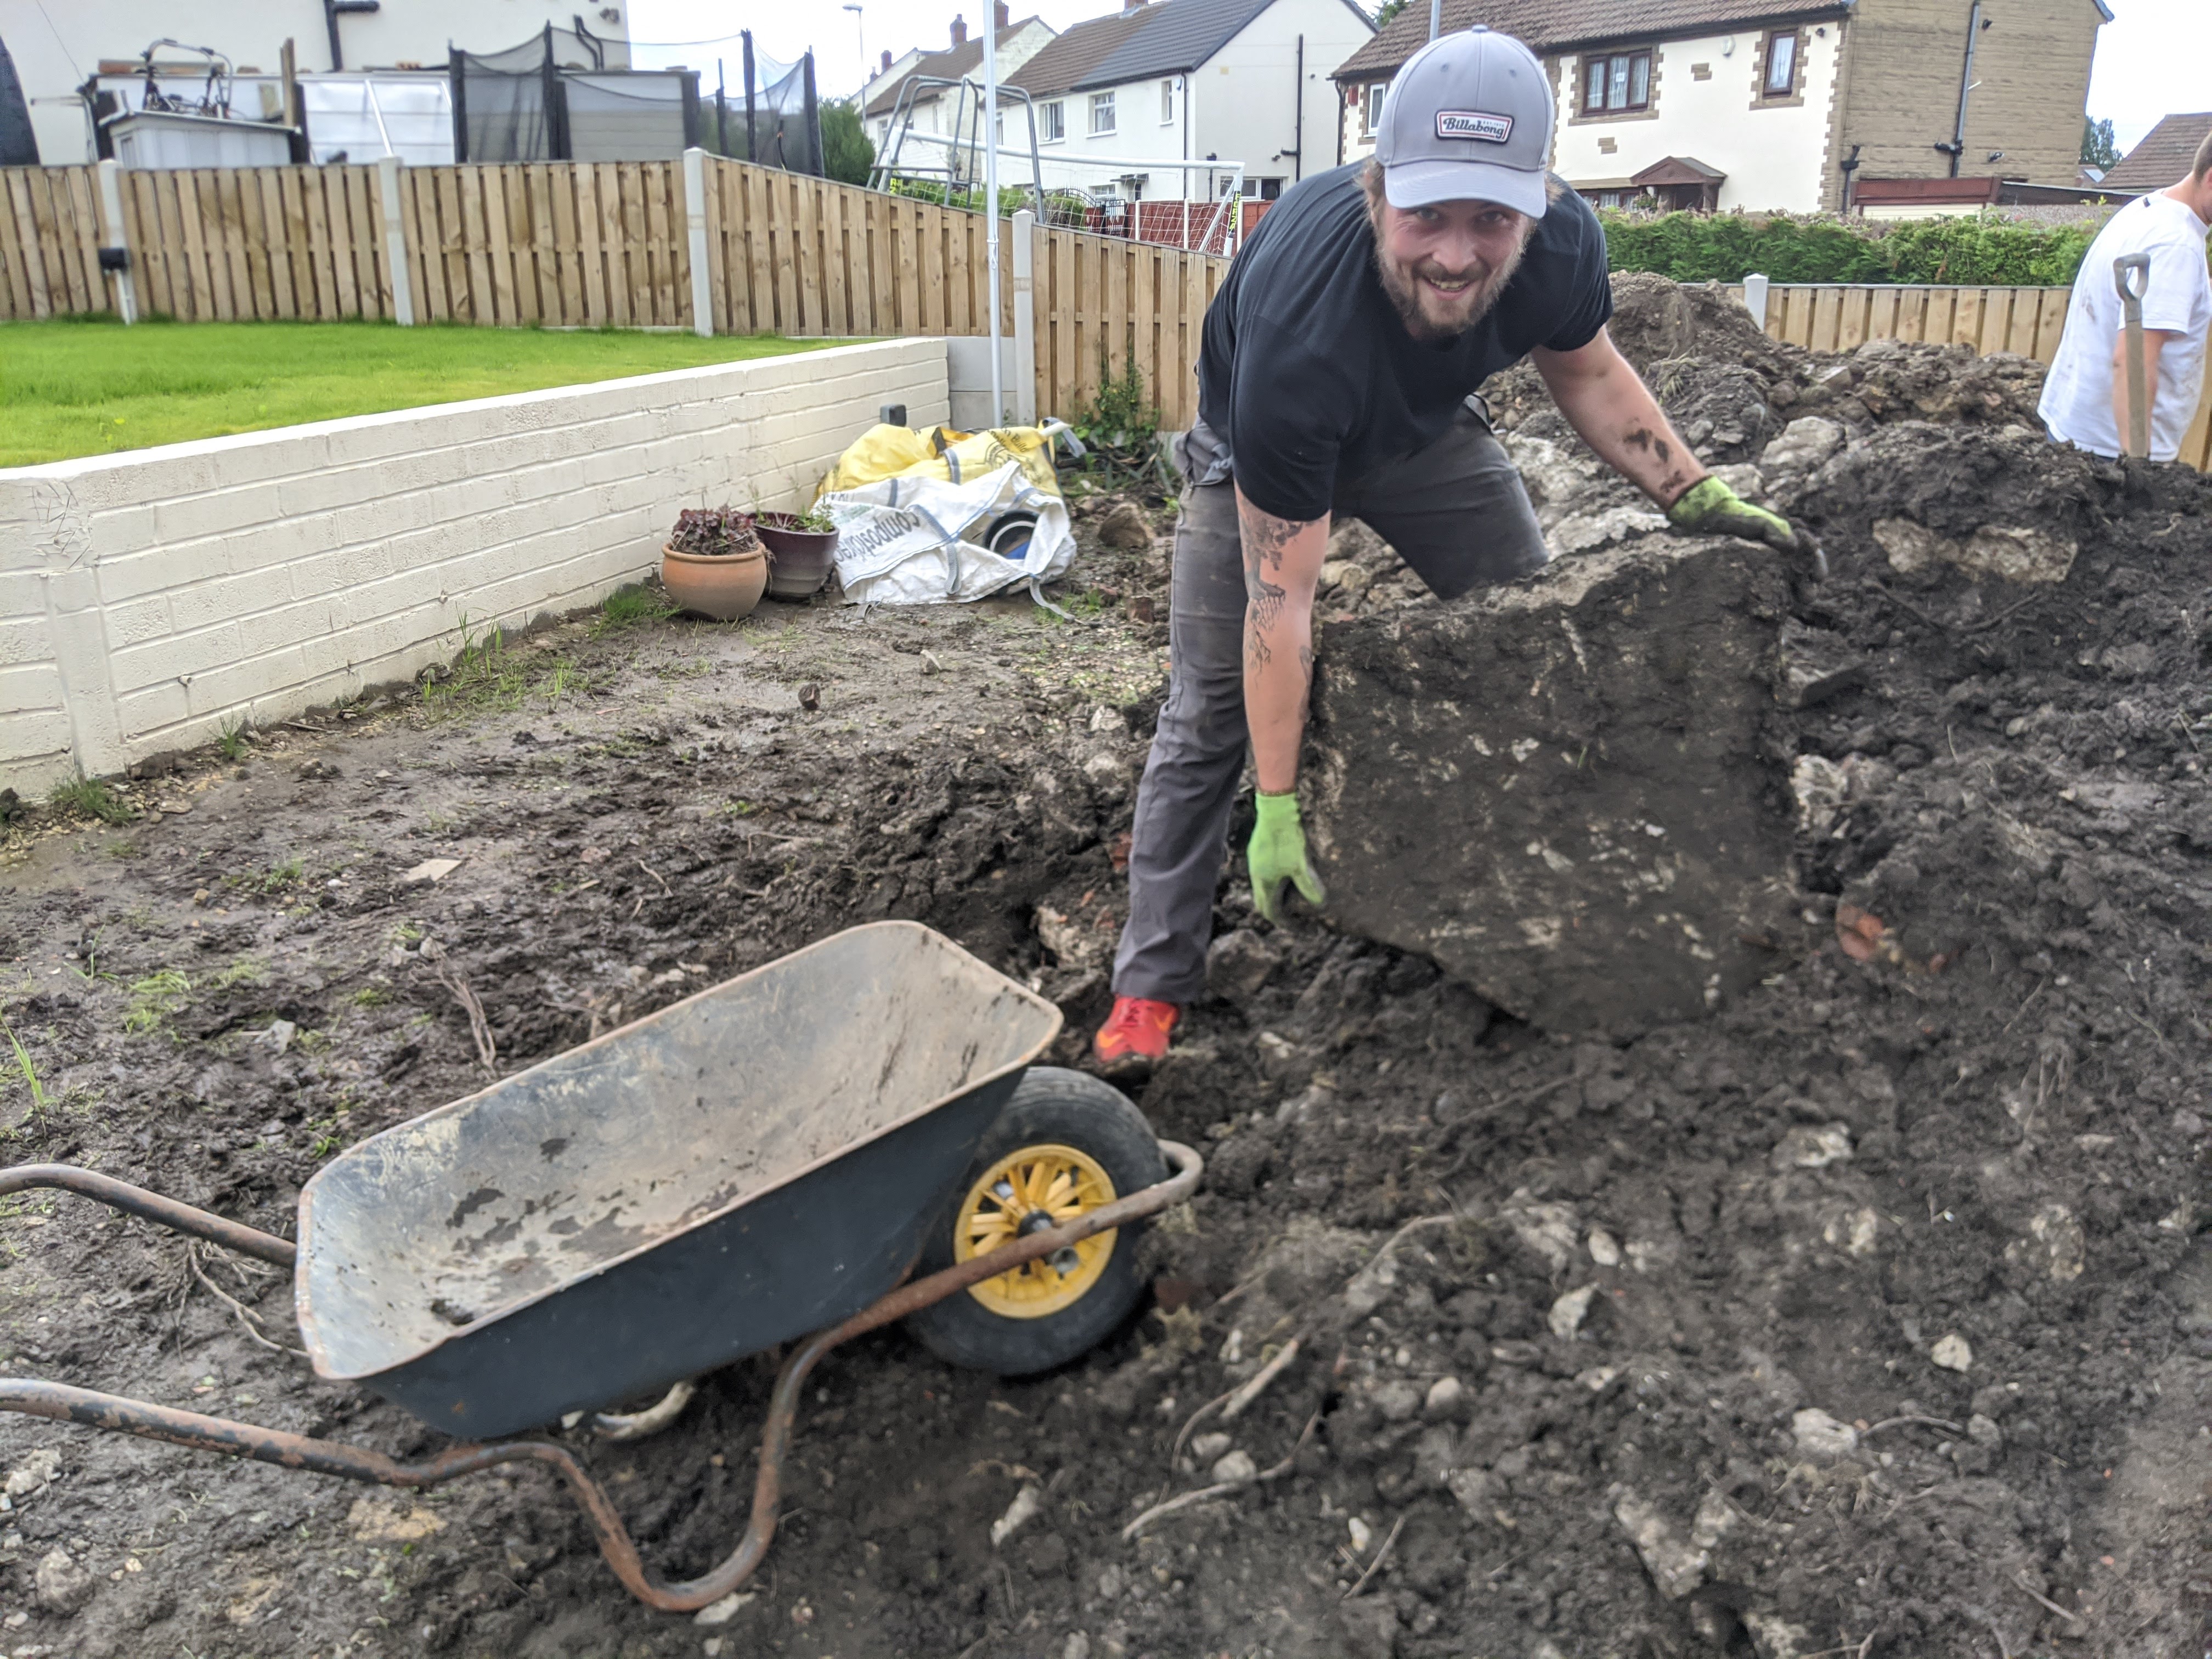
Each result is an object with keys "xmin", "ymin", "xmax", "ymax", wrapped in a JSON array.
[{"xmin": 905, "ymin": 1066, "xmax": 1166, "ymax": 1376}]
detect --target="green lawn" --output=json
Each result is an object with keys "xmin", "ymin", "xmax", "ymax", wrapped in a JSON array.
[{"xmin": 0, "ymin": 318, "xmax": 848, "ymax": 467}]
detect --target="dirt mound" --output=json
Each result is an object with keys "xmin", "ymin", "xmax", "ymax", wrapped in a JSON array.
[{"xmin": 0, "ymin": 280, "xmax": 2206, "ymax": 1659}]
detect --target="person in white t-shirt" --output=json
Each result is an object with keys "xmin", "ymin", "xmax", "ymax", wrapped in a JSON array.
[{"xmin": 2039, "ymin": 128, "xmax": 2212, "ymax": 463}]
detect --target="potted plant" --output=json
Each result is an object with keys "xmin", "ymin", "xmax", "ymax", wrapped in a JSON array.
[
  {"xmin": 662, "ymin": 506, "xmax": 768, "ymax": 622},
  {"xmin": 754, "ymin": 504, "xmax": 840, "ymax": 601}
]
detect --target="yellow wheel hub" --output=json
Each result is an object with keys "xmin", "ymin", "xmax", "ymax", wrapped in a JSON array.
[{"xmin": 955, "ymin": 1143, "xmax": 1119, "ymax": 1319}]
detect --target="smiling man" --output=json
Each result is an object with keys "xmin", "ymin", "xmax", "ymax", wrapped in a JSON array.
[{"xmin": 1093, "ymin": 26, "xmax": 1812, "ymax": 1073}]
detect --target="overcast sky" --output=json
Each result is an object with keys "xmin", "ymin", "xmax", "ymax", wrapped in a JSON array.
[{"xmin": 629, "ymin": 0, "xmax": 2207, "ymax": 156}]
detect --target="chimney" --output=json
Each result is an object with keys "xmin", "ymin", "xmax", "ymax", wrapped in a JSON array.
[
  {"xmin": 950, "ymin": 14, "xmax": 967, "ymax": 46},
  {"xmin": 994, "ymin": 1, "xmax": 1009, "ymax": 26},
  {"xmin": 881, "ymin": 48, "xmax": 893, "ymax": 72}
]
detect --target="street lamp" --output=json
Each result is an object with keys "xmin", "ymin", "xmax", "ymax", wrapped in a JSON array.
[{"xmin": 843, "ymin": 4, "xmax": 865, "ymax": 93}]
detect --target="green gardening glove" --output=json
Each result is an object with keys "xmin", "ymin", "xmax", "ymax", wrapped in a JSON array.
[
  {"xmin": 1667, "ymin": 477, "xmax": 1827, "ymax": 578},
  {"xmin": 1248, "ymin": 791, "xmax": 1327, "ymax": 926}
]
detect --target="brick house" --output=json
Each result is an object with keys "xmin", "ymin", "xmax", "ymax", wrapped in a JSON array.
[{"xmin": 1330, "ymin": 0, "xmax": 2109, "ymax": 215}]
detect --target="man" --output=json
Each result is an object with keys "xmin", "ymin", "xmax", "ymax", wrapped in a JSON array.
[
  {"xmin": 1091, "ymin": 26, "xmax": 1813, "ymax": 1073},
  {"xmin": 2040, "ymin": 129, "xmax": 2212, "ymax": 463}
]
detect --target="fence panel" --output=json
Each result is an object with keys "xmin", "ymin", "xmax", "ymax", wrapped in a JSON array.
[{"xmin": 0, "ymin": 157, "xmax": 1227, "ymax": 426}]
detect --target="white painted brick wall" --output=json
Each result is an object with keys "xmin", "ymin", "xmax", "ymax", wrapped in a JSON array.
[{"xmin": 0, "ymin": 338, "xmax": 950, "ymax": 794}]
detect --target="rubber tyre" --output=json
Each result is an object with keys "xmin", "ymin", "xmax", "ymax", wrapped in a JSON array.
[{"xmin": 905, "ymin": 1066, "xmax": 1166, "ymax": 1376}]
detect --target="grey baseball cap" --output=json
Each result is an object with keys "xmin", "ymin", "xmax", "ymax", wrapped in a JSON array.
[{"xmin": 1374, "ymin": 26, "xmax": 1555, "ymax": 219}]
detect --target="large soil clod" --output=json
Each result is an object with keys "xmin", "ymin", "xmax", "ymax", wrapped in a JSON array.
[{"xmin": 1307, "ymin": 535, "xmax": 1804, "ymax": 1034}]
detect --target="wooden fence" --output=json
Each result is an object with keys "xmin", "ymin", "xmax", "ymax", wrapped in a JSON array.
[
  {"xmin": 1737, "ymin": 280, "xmax": 2212, "ymax": 473},
  {"xmin": 0, "ymin": 157, "xmax": 1229, "ymax": 427}
]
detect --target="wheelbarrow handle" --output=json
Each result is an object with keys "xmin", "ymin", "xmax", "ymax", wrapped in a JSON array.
[
  {"xmin": 0, "ymin": 1164, "xmax": 296, "ymax": 1268},
  {"xmin": 0, "ymin": 1141, "xmax": 1203, "ymax": 1616}
]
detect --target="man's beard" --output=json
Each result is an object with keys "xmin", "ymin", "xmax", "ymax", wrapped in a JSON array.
[{"xmin": 1372, "ymin": 233, "xmax": 1528, "ymax": 344}]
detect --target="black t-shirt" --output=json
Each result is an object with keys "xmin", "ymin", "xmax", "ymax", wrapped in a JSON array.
[{"xmin": 1195, "ymin": 163, "xmax": 1613, "ymax": 522}]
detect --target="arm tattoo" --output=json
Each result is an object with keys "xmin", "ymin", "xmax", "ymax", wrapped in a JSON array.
[{"xmin": 1239, "ymin": 501, "xmax": 1301, "ymax": 635}]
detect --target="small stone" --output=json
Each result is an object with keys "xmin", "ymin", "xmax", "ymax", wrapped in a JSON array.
[
  {"xmin": 1967, "ymin": 1413, "xmax": 2004, "ymax": 1447},
  {"xmin": 1791, "ymin": 1408, "xmax": 1860, "ymax": 1459},
  {"xmin": 1346, "ymin": 1516, "xmax": 1373, "ymax": 1553},
  {"xmin": 990, "ymin": 1485, "xmax": 1043, "ymax": 1547},
  {"xmin": 402, "ymin": 857, "xmax": 461, "ymax": 885},
  {"xmin": 1189, "ymin": 1431, "xmax": 1233, "ymax": 1464},
  {"xmin": 3, "ymin": 1450, "xmax": 60, "ymax": 1498},
  {"xmin": 1206, "ymin": 929, "xmax": 1279, "ymax": 1000},
  {"xmin": 1587, "ymin": 1228, "xmax": 1622, "ymax": 1267},
  {"xmin": 1931, "ymin": 1333, "xmax": 1973, "ymax": 1372},
  {"xmin": 1548, "ymin": 1285, "xmax": 1598, "ymax": 1339},
  {"xmin": 34, "ymin": 1547, "xmax": 95, "ymax": 1614},
  {"xmin": 1774, "ymin": 1124, "xmax": 1854, "ymax": 1169},
  {"xmin": 1613, "ymin": 1492, "xmax": 1708, "ymax": 1600},
  {"xmin": 1096, "ymin": 501, "xmax": 1152, "ymax": 549},
  {"xmin": 1372, "ymin": 1380, "xmax": 1421, "ymax": 1423},
  {"xmin": 1063, "ymin": 1636, "xmax": 1093, "ymax": 1659},
  {"xmin": 692, "ymin": 1591, "xmax": 755, "ymax": 1626},
  {"xmin": 1082, "ymin": 751, "xmax": 1130, "ymax": 798},
  {"xmin": 1422, "ymin": 1376, "xmax": 1465, "ymax": 1421},
  {"xmin": 1210, "ymin": 1449, "xmax": 1257, "ymax": 1482}
]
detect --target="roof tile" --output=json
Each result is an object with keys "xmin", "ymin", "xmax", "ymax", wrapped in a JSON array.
[{"xmin": 2100, "ymin": 112, "xmax": 2212, "ymax": 191}]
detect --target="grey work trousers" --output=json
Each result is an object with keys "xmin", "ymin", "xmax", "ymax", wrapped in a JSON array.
[{"xmin": 1109, "ymin": 403, "xmax": 1550, "ymax": 1005}]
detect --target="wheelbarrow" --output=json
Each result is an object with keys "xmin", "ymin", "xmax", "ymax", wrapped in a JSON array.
[{"xmin": 0, "ymin": 921, "xmax": 1200, "ymax": 1611}]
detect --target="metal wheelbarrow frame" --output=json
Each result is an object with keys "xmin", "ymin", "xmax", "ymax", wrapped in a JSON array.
[{"xmin": 0, "ymin": 923, "xmax": 1201, "ymax": 1612}]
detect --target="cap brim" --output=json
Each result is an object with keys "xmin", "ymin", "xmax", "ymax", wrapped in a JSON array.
[{"xmin": 1384, "ymin": 159, "xmax": 1549, "ymax": 219}]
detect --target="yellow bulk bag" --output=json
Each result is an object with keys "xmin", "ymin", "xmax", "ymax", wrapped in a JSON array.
[{"xmin": 815, "ymin": 422, "xmax": 1069, "ymax": 500}]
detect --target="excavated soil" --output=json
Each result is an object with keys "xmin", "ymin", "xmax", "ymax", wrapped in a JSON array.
[{"xmin": 0, "ymin": 276, "xmax": 2206, "ymax": 1659}]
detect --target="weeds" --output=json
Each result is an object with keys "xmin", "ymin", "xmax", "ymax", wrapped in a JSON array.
[
  {"xmin": 216, "ymin": 718, "xmax": 251, "ymax": 761},
  {"xmin": 351, "ymin": 986, "xmax": 392, "ymax": 1008},
  {"xmin": 207, "ymin": 958, "xmax": 269, "ymax": 991},
  {"xmin": 426, "ymin": 616, "xmax": 592, "ymax": 715},
  {"xmin": 125, "ymin": 970, "xmax": 191, "ymax": 1035},
  {"xmin": 48, "ymin": 776, "xmax": 134, "ymax": 826},
  {"xmin": 229, "ymin": 858, "xmax": 302, "ymax": 898},
  {"xmin": 2, "ymin": 1023, "xmax": 46, "ymax": 1125},
  {"xmin": 595, "ymin": 586, "xmax": 679, "ymax": 635}
]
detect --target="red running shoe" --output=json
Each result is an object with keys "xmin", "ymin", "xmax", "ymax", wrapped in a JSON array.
[{"xmin": 1092, "ymin": 996, "xmax": 1180, "ymax": 1075}]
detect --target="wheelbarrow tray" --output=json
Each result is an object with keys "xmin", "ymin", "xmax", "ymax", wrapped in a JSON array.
[{"xmin": 295, "ymin": 921, "xmax": 1062, "ymax": 1438}]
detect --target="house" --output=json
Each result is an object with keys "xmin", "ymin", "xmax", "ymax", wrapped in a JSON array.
[
  {"xmin": 998, "ymin": 0, "xmax": 1373, "ymax": 206},
  {"xmin": 861, "ymin": 8, "xmax": 1058, "ymax": 161},
  {"xmin": 1330, "ymin": 0, "xmax": 2109, "ymax": 216},
  {"xmin": 2100, "ymin": 112, "xmax": 2212, "ymax": 193},
  {"xmin": 8, "ymin": 0, "xmax": 630, "ymax": 165}
]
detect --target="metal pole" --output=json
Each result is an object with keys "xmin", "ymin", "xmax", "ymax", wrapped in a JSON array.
[
  {"xmin": 984, "ymin": 3, "xmax": 1003, "ymax": 425},
  {"xmin": 378, "ymin": 155, "xmax": 415, "ymax": 325},
  {"xmin": 1430, "ymin": 0, "xmax": 1442, "ymax": 40},
  {"xmin": 94, "ymin": 159, "xmax": 137, "ymax": 325}
]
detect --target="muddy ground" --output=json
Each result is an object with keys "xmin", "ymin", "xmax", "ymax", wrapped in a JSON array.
[{"xmin": 0, "ymin": 278, "xmax": 2207, "ymax": 1659}]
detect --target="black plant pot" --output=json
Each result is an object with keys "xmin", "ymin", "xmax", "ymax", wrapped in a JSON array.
[{"xmin": 756, "ymin": 515, "xmax": 839, "ymax": 601}]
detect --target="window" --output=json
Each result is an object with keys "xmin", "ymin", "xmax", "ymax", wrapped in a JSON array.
[
  {"xmin": 1161, "ymin": 78, "xmax": 1175, "ymax": 122},
  {"xmin": 1040, "ymin": 100, "xmax": 1064, "ymax": 142},
  {"xmin": 1255, "ymin": 177, "xmax": 1284, "ymax": 200},
  {"xmin": 1761, "ymin": 32, "xmax": 1799, "ymax": 98},
  {"xmin": 1090, "ymin": 91, "xmax": 1115, "ymax": 134},
  {"xmin": 1581, "ymin": 50, "xmax": 1652, "ymax": 115},
  {"xmin": 1362, "ymin": 80, "xmax": 1388, "ymax": 137}
]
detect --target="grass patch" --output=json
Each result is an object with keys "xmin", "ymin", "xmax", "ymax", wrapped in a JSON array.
[
  {"xmin": 351, "ymin": 986, "xmax": 393, "ymax": 1008},
  {"xmin": 423, "ymin": 619, "xmax": 596, "ymax": 718},
  {"xmin": 48, "ymin": 777, "xmax": 134, "ymax": 826},
  {"xmin": 229, "ymin": 858, "xmax": 304, "ymax": 898},
  {"xmin": 125, "ymin": 970, "xmax": 191, "ymax": 1036},
  {"xmin": 595, "ymin": 586, "xmax": 679, "ymax": 635},
  {"xmin": 217, "ymin": 718, "xmax": 251, "ymax": 761},
  {"xmin": 207, "ymin": 958, "xmax": 269, "ymax": 991},
  {"xmin": 2, "ymin": 1023, "xmax": 47, "ymax": 1125},
  {"xmin": 0, "ymin": 320, "xmax": 848, "ymax": 467}
]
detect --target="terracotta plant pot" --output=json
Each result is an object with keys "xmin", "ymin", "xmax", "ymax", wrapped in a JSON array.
[
  {"xmin": 755, "ymin": 514, "xmax": 840, "ymax": 601},
  {"xmin": 661, "ymin": 542, "xmax": 768, "ymax": 622}
]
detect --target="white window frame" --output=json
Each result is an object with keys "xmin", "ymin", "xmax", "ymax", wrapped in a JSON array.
[
  {"xmin": 1160, "ymin": 78, "xmax": 1175, "ymax": 123},
  {"xmin": 1362, "ymin": 80, "xmax": 1388, "ymax": 138},
  {"xmin": 1090, "ymin": 90, "xmax": 1116, "ymax": 135},
  {"xmin": 1040, "ymin": 100, "xmax": 1064, "ymax": 142}
]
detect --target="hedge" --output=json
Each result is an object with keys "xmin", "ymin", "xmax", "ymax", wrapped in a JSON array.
[{"xmin": 1598, "ymin": 209, "xmax": 2101, "ymax": 287}]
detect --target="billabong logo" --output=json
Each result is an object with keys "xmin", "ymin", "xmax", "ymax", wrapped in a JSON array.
[{"xmin": 1436, "ymin": 110, "xmax": 1513, "ymax": 143}]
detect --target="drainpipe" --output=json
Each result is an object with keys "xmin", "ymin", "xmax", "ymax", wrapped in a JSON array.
[
  {"xmin": 1429, "ymin": 0, "xmax": 1441, "ymax": 41},
  {"xmin": 1941, "ymin": 1, "xmax": 1985, "ymax": 180},
  {"xmin": 1291, "ymin": 35, "xmax": 1304, "ymax": 181}
]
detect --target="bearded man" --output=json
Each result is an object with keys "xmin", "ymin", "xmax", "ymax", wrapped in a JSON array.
[{"xmin": 1093, "ymin": 25, "xmax": 1811, "ymax": 1073}]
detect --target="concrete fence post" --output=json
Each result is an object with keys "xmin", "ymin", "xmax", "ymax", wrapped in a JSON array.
[
  {"xmin": 378, "ymin": 155, "xmax": 416, "ymax": 326},
  {"xmin": 1012, "ymin": 208, "xmax": 1037, "ymax": 424},
  {"xmin": 94, "ymin": 159, "xmax": 137, "ymax": 325},
  {"xmin": 1743, "ymin": 272, "xmax": 1770, "ymax": 334},
  {"xmin": 683, "ymin": 147, "xmax": 714, "ymax": 339}
]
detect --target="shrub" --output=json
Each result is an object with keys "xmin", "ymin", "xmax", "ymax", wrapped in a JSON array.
[{"xmin": 1599, "ymin": 208, "xmax": 2102, "ymax": 287}]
